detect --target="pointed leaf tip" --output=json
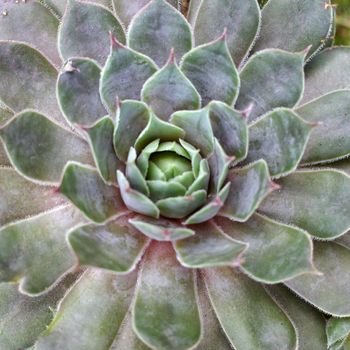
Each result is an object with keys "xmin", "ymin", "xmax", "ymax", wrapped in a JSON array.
[
  {"xmin": 240, "ymin": 103, "xmax": 254, "ymax": 119},
  {"xmin": 109, "ymin": 30, "xmax": 125, "ymax": 50},
  {"xmin": 167, "ymin": 47, "xmax": 176, "ymax": 65}
]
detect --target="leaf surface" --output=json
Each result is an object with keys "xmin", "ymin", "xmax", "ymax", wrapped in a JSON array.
[
  {"xmin": 253, "ymin": 0, "xmax": 334, "ymax": 59},
  {"xmin": 286, "ymin": 242, "xmax": 350, "ymax": 316},
  {"xmin": 203, "ymin": 267, "xmax": 297, "ymax": 350},
  {"xmin": 57, "ymin": 58, "xmax": 107, "ymax": 126},
  {"xmin": 259, "ymin": 169, "xmax": 350, "ymax": 239},
  {"xmin": 0, "ymin": 205, "xmax": 84, "ymax": 295},
  {"xmin": 220, "ymin": 160, "xmax": 271, "ymax": 222},
  {"xmin": 60, "ymin": 162, "xmax": 126, "ymax": 223},
  {"xmin": 59, "ymin": 0, "xmax": 125, "ymax": 64},
  {"xmin": 189, "ymin": 0, "xmax": 261, "ymax": 66},
  {"xmin": 35, "ymin": 269, "xmax": 137, "ymax": 350},
  {"xmin": 0, "ymin": 111, "xmax": 92, "ymax": 183},
  {"xmin": 128, "ymin": 0, "xmax": 192, "ymax": 66},
  {"xmin": 133, "ymin": 242, "xmax": 201, "ymax": 350},
  {"xmin": 236, "ymin": 49, "xmax": 305, "ymax": 122},
  {"xmin": 217, "ymin": 214, "xmax": 313, "ymax": 283}
]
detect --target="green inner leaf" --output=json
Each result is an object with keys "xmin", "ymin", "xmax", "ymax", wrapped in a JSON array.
[{"xmin": 148, "ymin": 151, "xmax": 192, "ymax": 180}]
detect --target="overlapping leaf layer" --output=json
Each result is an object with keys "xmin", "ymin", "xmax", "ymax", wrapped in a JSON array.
[{"xmin": 0, "ymin": 0, "xmax": 349, "ymax": 349}]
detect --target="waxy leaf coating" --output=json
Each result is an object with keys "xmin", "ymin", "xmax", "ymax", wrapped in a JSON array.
[
  {"xmin": 60, "ymin": 162, "xmax": 126, "ymax": 223},
  {"xmin": 181, "ymin": 33, "xmax": 240, "ymax": 106},
  {"xmin": 260, "ymin": 169, "xmax": 350, "ymax": 239},
  {"xmin": 100, "ymin": 37, "xmax": 157, "ymax": 115},
  {"xmin": 236, "ymin": 49, "xmax": 305, "ymax": 122},
  {"xmin": 57, "ymin": 58, "xmax": 107, "ymax": 126},
  {"xmin": 59, "ymin": 0, "xmax": 125, "ymax": 64},
  {"xmin": 133, "ymin": 242, "xmax": 201, "ymax": 350},
  {"xmin": 128, "ymin": 0, "xmax": 192, "ymax": 66},
  {"xmin": 141, "ymin": 57, "xmax": 200, "ymax": 120},
  {"xmin": 0, "ymin": 111, "xmax": 92, "ymax": 183}
]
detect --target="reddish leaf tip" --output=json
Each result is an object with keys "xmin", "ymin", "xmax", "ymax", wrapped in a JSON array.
[
  {"xmin": 109, "ymin": 31, "xmax": 124, "ymax": 50},
  {"xmin": 167, "ymin": 48, "xmax": 176, "ymax": 65},
  {"xmin": 53, "ymin": 186, "xmax": 60, "ymax": 194},
  {"xmin": 302, "ymin": 44, "xmax": 313, "ymax": 57},
  {"xmin": 226, "ymin": 155, "xmax": 236, "ymax": 164},
  {"xmin": 214, "ymin": 196, "xmax": 224, "ymax": 207},
  {"xmin": 115, "ymin": 96, "xmax": 121, "ymax": 110},
  {"xmin": 240, "ymin": 103, "xmax": 254, "ymax": 119},
  {"xmin": 219, "ymin": 27, "xmax": 228, "ymax": 41},
  {"xmin": 308, "ymin": 120, "xmax": 323, "ymax": 128},
  {"xmin": 269, "ymin": 181, "xmax": 281, "ymax": 191},
  {"xmin": 63, "ymin": 60, "xmax": 80, "ymax": 74}
]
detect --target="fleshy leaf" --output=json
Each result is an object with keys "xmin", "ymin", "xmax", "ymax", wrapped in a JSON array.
[
  {"xmin": 236, "ymin": 49, "xmax": 305, "ymax": 122},
  {"xmin": 302, "ymin": 47, "xmax": 350, "ymax": 104},
  {"xmin": 194, "ymin": 273, "xmax": 233, "ymax": 350},
  {"xmin": 297, "ymin": 90, "xmax": 350, "ymax": 165},
  {"xmin": 285, "ymin": 242, "xmax": 350, "ymax": 316},
  {"xmin": 327, "ymin": 317, "xmax": 350, "ymax": 348},
  {"xmin": 128, "ymin": 0, "xmax": 192, "ymax": 66},
  {"xmin": 171, "ymin": 108, "xmax": 214, "ymax": 156},
  {"xmin": 0, "ymin": 167, "xmax": 65, "ymax": 227},
  {"xmin": 141, "ymin": 54, "xmax": 200, "ymax": 120},
  {"xmin": 208, "ymin": 101, "xmax": 248, "ymax": 161},
  {"xmin": 60, "ymin": 162, "xmax": 126, "ymax": 223},
  {"xmin": 186, "ymin": 159, "xmax": 210, "ymax": 194},
  {"xmin": 207, "ymin": 139, "xmax": 232, "ymax": 194},
  {"xmin": 259, "ymin": 169, "xmax": 350, "ymax": 239},
  {"xmin": 0, "ymin": 274, "xmax": 78, "ymax": 350},
  {"xmin": 185, "ymin": 182, "xmax": 230, "ymax": 225},
  {"xmin": 129, "ymin": 217, "xmax": 195, "ymax": 241},
  {"xmin": 57, "ymin": 58, "xmax": 106, "ymax": 126},
  {"xmin": 148, "ymin": 180, "xmax": 186, "ymax": 201},
  {"xmin": 174, "ymin": 220, "xmax": 246, "ymax": 268},
  {"xmin": 253, "ymin": 0, "xmax": 334, "ymax": 59},
  {"xmin": 0, "ymin": 0, "xmax": 60, "ymax": 66},
  {"xmin": 68, "ymin": 219, "xmax": 149, "ymax": 272},
  {"xmin": 156, "ymin": 190, "xmax": 207, "ymax": 219},
  {"xmin": 114, "ymin": 100, "xmax": 150, "ymax": 162},
  {"xmin": 0, "ymin": 205, "xmax": 84, "ymax": 295},
  {"xmin": 203, "ymin": 268, "xmax": 297, "ymax": 350},
  {"xmin": 112, "ymin": 0, "xmax": 179, "ymax": 28},
  {"xmin": 88, "ymin": 116, "xmax": 121, "ymax": 184},
  {"xmin": 220, "ymin": 160, "xmax": 271, "ymax": 222},
  {"xmin": 100, "ymin": 35, "xmax": 158, "ymax": 115},
  {"xmin": 0, "ymin": 111, "xmax": 92, "ymax": 183},
  {"xmin": 0, "ymin": 42, "xmax": 63, "ymax": 124},
  {"xmin": 59, "ymin": 0, "xmax": 125, "ymax": 65},
  {"xmin": 181, "ymin": 32, "xmax": 240, "ymax": 106},
  {"xmin": 109, "ymin": 310, "xmax": 152, "ymax": 350},
  {"xmin": 117, "ymin": 170, "xmax": 160, "ymax": 218},
  {"xmin": 126, "ymin": 147, "xmax": 150, "ymax": 195},
  {"xmin": 133, "ymin": 242, "xmax": 201, "ymax": 350},
  {"xmin": 136, "ymin": 139, "xmax": 160, "ymax": 177},
  {"xmin": 35, "ymin": 269, "xmax": 137, "ymax": 350},
  {"xmin": 246, "ymin": 108, "xmax": 313, "ymax": 177},
  {"xmin": 189, "ymin": 0, "xmax": 261, "ymax": 66},
  {"xmin": 42, "ymin": 0, "xmax": 113, "ymax": 17},
  {"xmin": 147, "ymin": 162, "xmax": 166, "ymax": 181},
  {"xmin": 217, "ymin": 214, "xmax": 314, "ymax": 283},
  {"xmin": 135, "ymin": 113, "xmax": 185, "ymax": 151},
  {"xmin": 265, "ymin": 285, "xmax": 328, "ymax": 350}
]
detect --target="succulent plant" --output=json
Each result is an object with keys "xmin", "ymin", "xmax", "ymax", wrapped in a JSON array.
[{"xmin": 1, "ymin": 0, "xmax": 350, "ymax": 349}]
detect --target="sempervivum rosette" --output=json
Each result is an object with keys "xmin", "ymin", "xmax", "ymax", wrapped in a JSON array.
[{"xmin": 1, "ymin": 1, "xmax": 350, "ymax": 350}]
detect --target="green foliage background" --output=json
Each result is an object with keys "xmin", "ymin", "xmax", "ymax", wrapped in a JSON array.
[
  {"xmin": 258, "ymin": 0, "xmax": 350, "ymax": 45},
  {"xmin": 335, "ymin": 0, "xmax": 350, "ymax": 44}
]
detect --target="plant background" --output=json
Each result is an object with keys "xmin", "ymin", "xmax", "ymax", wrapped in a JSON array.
[{"xmin": 258, "ymin": 0, "xmax": 350, "ymax": 45}]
